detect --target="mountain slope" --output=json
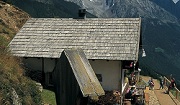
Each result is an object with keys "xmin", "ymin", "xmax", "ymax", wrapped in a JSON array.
[
  {"xmin": 173, "ymin": 0, "xmax": 179, "ymax": 3},
  {"xmin": 110, "ymin": 0, "xmax": 180, "ymax": 81},
  {"xmin": 63, "ymin": 0, "xmax": 118, "ymax": 17},
  {"xmin": 150, "ymin": 0, "xmax": 180, "ymax": 19},
  {"xmin": 3, "ymin": 0, "xmax": 96, "ymax": 18},
  {"xmin": 176, "ymin": 1, "xmax": 180, "ymax": 18},
  {"xmin": 0, "ymin": 1, "xmax": 42, "ymax": 104},
  {"xmin": 0, "ymin": 1, "xmax": 29, "ymax": 49},
  {"xmin": 112, "ymin": 0, "xmax": 178, "ymax": 22},
  {"xmin": 64, "ymin": 0, "xmax": 112, "ymax": 17},
  {"xmin": 140, "ymin": 18, "xmax": 180, "ymax": 80},
  {"xmin": 0, "ymin": 1, "xmax": 29, "ymax": 32}
]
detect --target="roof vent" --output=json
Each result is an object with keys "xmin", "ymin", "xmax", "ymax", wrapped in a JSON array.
[{"xmin": 78, "ymin": 8, "xmax": 86, "ymax": 19}]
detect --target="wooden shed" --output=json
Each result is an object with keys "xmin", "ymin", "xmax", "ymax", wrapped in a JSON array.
[
  {"xmin": 53, "ymin": 49, "xmax": 104, "ymax": 105},
  {"xmin": 9, "ymin": 17, "xmax": 141, "ymax": 105}
]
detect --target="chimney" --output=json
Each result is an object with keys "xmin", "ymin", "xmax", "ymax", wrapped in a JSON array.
[{"xmin": 78, "ymin": 8, "xmax": 86, "ymax": 19}]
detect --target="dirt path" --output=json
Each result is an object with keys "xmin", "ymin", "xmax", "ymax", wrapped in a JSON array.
[{"xmin": 141, "ymin": 76, "xmax": 177, "ymax": 105}]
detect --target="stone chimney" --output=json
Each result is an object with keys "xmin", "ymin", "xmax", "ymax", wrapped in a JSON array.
[{"xmin": 78, "ymin": 8, "xmax": 86, "ymax": 19}]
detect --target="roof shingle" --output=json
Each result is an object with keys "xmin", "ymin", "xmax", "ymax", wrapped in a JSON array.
[{"xmin": 9, "ymin": 18, "xmax": 141, "ymax": 60}]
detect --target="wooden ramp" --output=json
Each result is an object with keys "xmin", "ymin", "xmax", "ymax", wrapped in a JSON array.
[{"xmin": 141, "ymin": 76, "xmax": 178, "ymax": 105}]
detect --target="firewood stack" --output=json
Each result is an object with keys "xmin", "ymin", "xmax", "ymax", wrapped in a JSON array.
[{"xmin": 90, "ymin": 90, "xmax": 121, "ymax": 105}]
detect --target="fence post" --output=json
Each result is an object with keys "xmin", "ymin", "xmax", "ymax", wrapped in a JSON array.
[
  {"xmin": 164, "ymin": 77, "xmax": 166, "ymax": 86},
  {"xmin": 176, "ymin": 90, "xmax": 178, "ymax": 99}
]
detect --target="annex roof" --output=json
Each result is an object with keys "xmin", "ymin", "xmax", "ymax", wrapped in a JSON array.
[
  {"xmin": 63, "ymin": 48, "xmax": 105, "ymax": 97},
  {"xmin": 9, "ymin": 18, "xmax": 141, "ymax": 60}
]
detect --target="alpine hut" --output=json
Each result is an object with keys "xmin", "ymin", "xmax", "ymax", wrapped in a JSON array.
[{"xmin": 9, "ymin": 15, "xmax": 141, "ymax": 104}]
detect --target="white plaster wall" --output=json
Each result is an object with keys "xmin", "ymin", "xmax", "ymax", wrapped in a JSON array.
[{"xmin": 89, "ymin": 60, "xmax": 121, "ymax": 91}]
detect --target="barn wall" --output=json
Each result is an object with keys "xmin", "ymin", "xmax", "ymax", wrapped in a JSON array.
[
  {"xmin": 23, "ymin": 57, "xmax": 56, "ymax": 85},
  {"xmin": 44, "ymin": 58, "xmax": 56, "ymax": 73},
  {"xmin": 53, "ymin": 53, "xmax": 80, "ymax": 105},
  {"xmin": 23, "ymin": 58, "xmax": 56, "ymax": 72},
  {"xmin": 89, "ymin": 60, "xmax": 122, "ymax": 91},
  {"xmin": 23, "ymin": 58, "xmax": 42, "ymax": 71}
]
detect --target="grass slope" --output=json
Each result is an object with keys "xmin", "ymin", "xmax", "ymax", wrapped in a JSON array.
[
  {"xmin": 0, "ymin": 28, "xmax": 42, "ymax": 105},
  {"xmin": 41, "ymin": 89, "xmax": 56, "ymax": 105},
  {"xmin": 0, "ymin": 1, "xmax": 42, "ymax": 104}
]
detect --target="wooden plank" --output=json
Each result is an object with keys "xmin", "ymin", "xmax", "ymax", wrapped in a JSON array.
[
  {"xmin": 144, "ymin": 93, "xmax": 149, "ymax": 104},
  {"xmin": 64, "ymin": 49, "xmax": 105, "ymax": 97}
]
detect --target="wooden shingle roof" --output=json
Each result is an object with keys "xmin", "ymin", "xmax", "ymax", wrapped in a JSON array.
[{"xmin": 9, "ymin": 18, "xmax": 141, "ymax": 60}]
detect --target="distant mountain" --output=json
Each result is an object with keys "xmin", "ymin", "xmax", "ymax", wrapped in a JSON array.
[
  {"xmin": 109, "ymin": 0, "xmax": 180, "ymax": 81},
  {"xmin": 139, "ymin": 18, "xmax": 180, "ymax": 79},
  {"xmin": 150, "ymin": 0, "xmax": 180, "ymax": 19},
  {"xmin": 2, "ymin": 0, "xmax": 95, "ymax": 18},
  {"xmin": 64, "ymin": 0, "xmax": 113, "ymax": 17},
  {"xmin": 62, "ymin": 0, "xmax": 180, "ymax": 81},
  {"xmin": 111, "ymin": 0, "xmax": 178, "ymax": 22},
  {"xmin": 172, "ymin": 0, "xmax": 179, "ymax": 3},
  {"xmin": 176, "ymin": 1, "xmax": 180, "ymax": 18}
]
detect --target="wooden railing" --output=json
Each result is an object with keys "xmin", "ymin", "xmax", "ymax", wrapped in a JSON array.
[
  {"xmin": 164, "ymin": 76, "xmax": 180, "ymax": 100},
  {"xmin": 122, "ymin": 82, "xmax": 130, "ymax": 97}
]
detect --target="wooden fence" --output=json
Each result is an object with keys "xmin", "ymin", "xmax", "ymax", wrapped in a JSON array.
[{"xmin": 164, "ymin": 76, "xmax": 180, "ymax": 100}]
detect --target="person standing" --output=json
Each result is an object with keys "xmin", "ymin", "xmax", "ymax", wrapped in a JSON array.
[
  {"xmin": 159, "ymin": 76, "xmax": 164, "ymax": 89},
  {"xmin": 125, "ymin": 86, "xmax": 137, "ymax": 105},
  {"xmin": 166, "ymin": 78, "xmax": 176, "ymax": 94},
  {"xmin": 148, "ymin": 77, "xmax": 154, "ymax": 90}
]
